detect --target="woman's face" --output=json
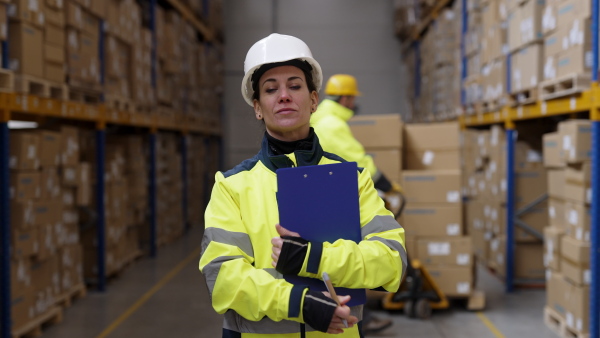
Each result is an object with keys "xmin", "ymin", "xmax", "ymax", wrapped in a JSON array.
[{"xmin": 253, "ymin": 65, "xmax": 318, "ymax": 141}]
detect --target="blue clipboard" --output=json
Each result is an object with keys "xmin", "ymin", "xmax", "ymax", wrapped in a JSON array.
[{"xmin": 276, "ymin": 162, "xmax": 366, "ymax": 306}]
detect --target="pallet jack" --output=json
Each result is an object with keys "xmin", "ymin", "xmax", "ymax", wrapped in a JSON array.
[{"xmin": 380, "ymin": 189, "xmax": 485, "ymax": 319}]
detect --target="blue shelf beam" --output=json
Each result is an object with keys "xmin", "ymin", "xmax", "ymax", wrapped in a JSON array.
[
  {"xmin": 149, "ymin": 133, "xmax": 157, "ymax": 257},
  {"xmin": 505, "ymin": 127, "xmax": 516, "ymax": 293},
  {"xmin": 95, "ymin": 129, "xmax": 107, "ymax": 292},
  {"xmin": 0, "ymin": 122, "xmax": 10, "ymax": 338}
]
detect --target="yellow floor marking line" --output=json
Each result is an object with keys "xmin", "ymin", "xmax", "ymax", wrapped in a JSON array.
[
  {"xmin": 476, "ymin": 311, "xmax": 505, "ymax": 338},
  {"xmin": 96, "ymin": 247, "xmax": 202, "ymax": 338}
]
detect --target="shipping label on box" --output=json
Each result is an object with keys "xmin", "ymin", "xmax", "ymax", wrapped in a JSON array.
[
  {"xmin": 417, "ymin": 237, "xmax": 472, "ymax": 266},
  {"xmin": 61, "ymin": 166, "xmax": 78, "ymax": 187},
  {"xmin": 10, "ymin": 172, "xmax": 41, "ymax": 201},
  {"xmin": 405, "ymin": 148, "xmax": 461, "ymax": 170},
  {"xmin": 402, "ymin": 170, "xmax": 462, "ymax": 204},
  {"xmin": 11, "ymin": 227, "xmax": 39, "ymax": 258},
  {"xmin": 402, "ymin": 204, "xmax": 463, "ymax": 237},
  {"xmin": 347, "ymin": 114, "xmax": 403, "ymax": 149},
  {"xmin": 542, "ymin": 4, "xmax": 557, "ymax": 35},
  {"xmin": 60, "ymin": 126, "xmax": 79, "ymax": 166},
  {"xmin": 41, "ymin": 167, "xmax": 61, "ymax": 200}
]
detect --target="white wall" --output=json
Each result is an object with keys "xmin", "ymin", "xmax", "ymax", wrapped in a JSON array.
[{"xmin": 222, "ymin": 0, "xmax": 410, "ymax": 168}]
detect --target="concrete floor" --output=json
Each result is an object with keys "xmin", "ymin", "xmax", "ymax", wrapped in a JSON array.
[{"xmin": 42, "ymin": 226, "xmax": 556, "ymax": 338}]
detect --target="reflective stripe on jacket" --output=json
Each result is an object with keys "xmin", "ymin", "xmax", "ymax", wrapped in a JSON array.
[
  {"xmin": 311, "ymin": 99, "xmax": 380, "ymax": 182},
  {"xmin": 199, "ymin": 133, "xmax": 407, "ymax": 337}
]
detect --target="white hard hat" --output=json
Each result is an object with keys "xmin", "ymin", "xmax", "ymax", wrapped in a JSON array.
[{"xmin": 241, "ymin": 33, "xmax": 323, "ymax": 106}]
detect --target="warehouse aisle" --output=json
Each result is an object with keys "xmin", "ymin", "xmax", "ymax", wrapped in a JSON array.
[{"xmin": 42, "ymin": 226, "xmax": 554, "ymax": 338}]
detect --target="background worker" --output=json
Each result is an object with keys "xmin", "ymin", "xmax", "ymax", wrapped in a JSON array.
[
  {"xmin": 311, "ymin": 74, "xmax": 401, "ymax": 334},
  {"xmin": 199, "ymin": 33, "xmax": 407, "ymax": 337}
]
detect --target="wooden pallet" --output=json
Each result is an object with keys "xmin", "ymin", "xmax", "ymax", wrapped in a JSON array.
[
  {"xmin": 106, "ymin": 95, "xmax": 135, "ymax": 113},
  {"xmin": 12, "ymin": 306, "xmax": 63, "ymax": 338},
  {"xmin": 68, "ymin": 86, "xmax": 103, "ymax": 105},
  {"xmin": 55, "ymin": 284, "xmax": 87, "ymax": 308},
  {"xmin": 14, "ymin": 75, "xmax": 67, "ymax": 100},
  {"xmin": 539, "ymin": 73, "xmax": 591, "ymax": 101},
  {"xmin": 510, "ymin": 87, "xmax": 538, "ymax": 106},
  {"xmin": 0, "ymin": 68, "xmax": 15, "ymax": 92},
  {"xmin": 544, "ymin": 306, "xmax": 591, "ymax": 338},
  {"xmin": 482, "ymin": 96, "xmax": 509, "ymax": 112}
]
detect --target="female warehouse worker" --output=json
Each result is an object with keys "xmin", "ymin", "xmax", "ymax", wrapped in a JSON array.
[{"xmin": 199, "ymin": 33, "xmax": 407, "ymax": 337}]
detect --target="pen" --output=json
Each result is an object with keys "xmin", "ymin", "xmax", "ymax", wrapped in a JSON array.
[{"xmin": 322, "ymin": 272, "xmax": 349, "ymax": 328}]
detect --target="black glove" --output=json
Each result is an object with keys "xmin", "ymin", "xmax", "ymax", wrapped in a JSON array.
[
  {"xmin": 374, "ymin": 172, "xmax": 392, "ymax": 193},
  {"xmin": 303, "ymin": 290, "xmax": 338, "ymax": 332},
  {"xmin": 275, "ymin": 236, "xmax": 309, "ymax": 275}
]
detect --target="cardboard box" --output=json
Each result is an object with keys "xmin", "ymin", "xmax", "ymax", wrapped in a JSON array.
[
  {"xmin": 405, "ymin": 148, "xmax": 461, "ymax": 170},
  {"xmin": 416, "ymin": 237, "xmax": 472, "ymax": 266},
  {"xmin": 543, "ymin": 132, "xmax": 564, "ymax": 168},
  {"xmin": 546, "ymin": 271, "xmax": 567, "ymax": 317},
  {"xmin": 46, "ymin": 0, "xmax": 64, "ymax": 9},
  {"xmin": 544, "ymin": 226, "xmax": 564, "ymax": 271},
  {"xmin": 561, "ymin": 236, "xmax": 589, "ymax": 266},
  {"xmin": 426, "ymin": 266, "xmax": 474, "ymax": 297},
  {"xmin": 508, "ymin": 0, "xmax": 544, "ymax": 52},
  {"xmin": 58, "ymin": 244, "xmax": 83, "ymax": 293},
  {"xmin": 11, "ymin": 227, "xmax": 39, "ymax": 258},
  {"xmin": 564, "ymin": 201, "xmax": 589, "ymax": 241},
  {"xmin": 561, "ymin": 257, "xmax": 589, "ymax": 286},
  {"xmin": 82, "ymin": 8, "xmax": 100, "ymax": 38},
  {"xmin": 10, "ymin": 171, "xmax": 41, "ymax": 201},
  {"xmin": 401, "ymin": 204, "xmax": 463, "ymax": 237},
  {"xmin": 11, "ymin": 265, "xmax": 36, "ymax": 331},
  {"xmin": 490, "ymin": 237, "xmax": 545, "ymax": 279},
  {"xmin": 347, "ymin": 114, "xmax": 403, "ymax": 149},
  {"xmin": 511, "ymin": 43, "xmax": 543, "ymax": 92},
  {"xmin": 9, "ymin": 132, "xmax": 41, "ymax": 171},
  {"xmin": 45, "ymin": 23, "xmax": 64, "ymax": 46},
  {"xmin": 0, "ymin": 5, "xmax": 6, "ymax": 41},
  {"xmin": 560, "ymin": 120, "xmax": 591, "ymax": 163},
  {"xmin": 564, "ymin": 281, "xmax": 589, "ymax": 333},
  {"xmin": 548, "ymin": 197, "xmax": 566, "ymax": 228},
  {"xmin": 8, "ymin": 0, "xmax": 45, "ymax": 28},
  {"xmin": 66, "ymin": 1, "xmax": 84, "ymax": 29},
  {"xmin": 366, "ymin": 149, "xmax": 401, "ymax": 183},
  {"xmin": 45, "ymin": 5, "xmax": 65, "ymax": 27},
  {"xmin": 556, "ymin": 0, "xmax": 592, "ymax": 28},
  {"xmin": 404, "ymin": 121, "xmax": 461, "ymax": 151},
  {"xmin": 8, "ymin": 21, "xmax": 44, "ymax": 77},
  {"xmin": 37, "ymin": 224, "xmax": 57, "ymax": 261},
  {"xmin": 557, "ymin": 45, "xmax": 592, "ymax": 78},
  {"xmin": 38, "ymin": 130, "xmax": 62, "ymax": 167},
  {"xmin": 60, "ymin": 126, "xmax": 80, "ymax": 166},
  {"xmin": 515, "ymin": 165, "xmax": 547, "ymax": 207},
  {"xmin": 565, "ymin": 162, "xmax": 591, "ymax": 204},
  {"xmin": 402, "ymin": 170, "xmax": 462, "ymax": 204},
  {"xmin": 61, "ymin": 166, "xmax": 78, "ymax": 187},
  {"xmin": 40, "ymin": 167, "xmax": 61, "ymax": 200},
  {"xmin": 547, "ymin": 169, "xmax": 565, "ymax": 200}
]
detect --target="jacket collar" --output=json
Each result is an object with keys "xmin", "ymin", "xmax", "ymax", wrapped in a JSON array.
[
  {"xmin": 316, "ymin": 99, "xmax": 354, "ymax": 122},
  {"xmin": 259, "ymin": 130, "xmax": 324, "ymax": 172}
]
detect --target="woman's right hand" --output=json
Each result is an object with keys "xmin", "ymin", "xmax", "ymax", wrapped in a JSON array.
[{"xmin": 325, "ymin": 294, "xmax": 358, "ymax": 334}]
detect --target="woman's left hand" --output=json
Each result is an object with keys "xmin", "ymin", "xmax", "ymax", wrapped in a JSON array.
[{"xmin": 271, "ymin": 224, "xmax": 301, "ymax": 267}]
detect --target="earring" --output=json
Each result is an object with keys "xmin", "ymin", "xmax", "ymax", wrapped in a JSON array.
[{"xmin": 258, "ymin": 114, "xmax": 262, "ymax": 118}]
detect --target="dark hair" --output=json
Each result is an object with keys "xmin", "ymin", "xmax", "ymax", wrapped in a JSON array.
[{"xmin": 251, "ymin": 59, "xmax": 317, "ymax": 102}]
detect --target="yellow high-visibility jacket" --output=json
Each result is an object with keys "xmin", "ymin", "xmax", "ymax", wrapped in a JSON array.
[
  {"xmin": 199, "ymin": 133, "xmax": 407, "ymax": 337},
  {"xmin": 311, "ymin": 99, "xmax": 381, "ymax": 183}
]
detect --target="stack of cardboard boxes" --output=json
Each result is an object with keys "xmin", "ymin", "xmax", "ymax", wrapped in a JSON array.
[
  {"xmin": 197, "ymin": 44, "xmax": 223, "ymax": 128},
  {"xmin": 541, "ymin": 0, "xmax": 592, "ymax": 89},
  {"xmin": 543, "ymin": 119, "xmax": 591, "ymax": 337},
  {"xmin": 64, "ymin": 0, "xmax": 103, "ymax": 91},
  {"xmin": 347, "ymin": 114, "xmax": 403, "ymax": 187},
  {"xmin": 8, "ymin": 0, "xmax": 45, "ymax": 81},
  {"xmin": 156, "ymin": 7, "xmax": 182, "ymax": 113},
  {"xmin": 463, "ymin": 0, "xmax": 483, "ymax": 114},
  {"xmin": 508, "ymin": 0, "xmax": 544, "ymax": 103},
  {"xmin": 416, "ymin": 6, "xmax": 462, "ymax": 121},
  {"xmin": 400, "ymin": 121, "xmax": 475, "ymax": 298},
  {"xmin": 464, "ymin": 125, "xmax": 547, "ymax": 282},
  {"xmin": 156, "ymin": 133, "xmax": 184, "ymax": 246},
  {"xmin": 480, "ymin": 0, "xmax": 508, "ymax": 110},
  {"xmin": 9, "ymin": 126, "xmax": 88, "ymax": 331}
]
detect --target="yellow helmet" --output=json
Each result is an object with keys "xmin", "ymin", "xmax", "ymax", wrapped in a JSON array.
[{"xmin": 324, "ymin": 74, "xmax": 362, "ymax": 96}]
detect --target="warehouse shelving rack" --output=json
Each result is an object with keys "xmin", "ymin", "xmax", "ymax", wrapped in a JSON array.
[
  {"xmin": 0, "ymin": 1, "xmax": 223, "ymax": 337},
  {"xmin": 403, "ymin": 0, "xmax": 600, "ymax": 336}
]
